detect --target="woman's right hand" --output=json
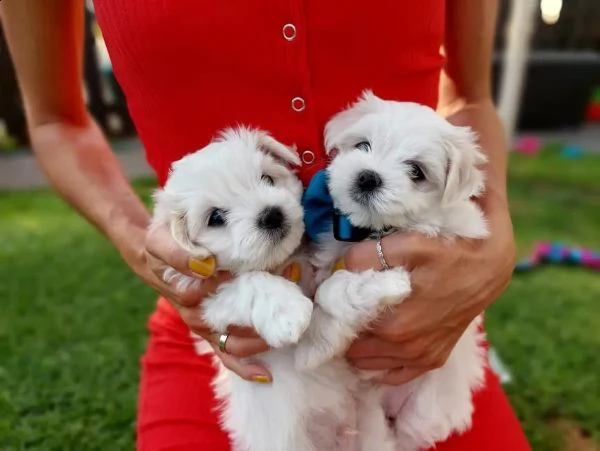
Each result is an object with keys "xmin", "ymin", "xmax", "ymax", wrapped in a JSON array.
[{"xmin": 126, "ymin": 223, "xmax": 273, "ymax": 383}]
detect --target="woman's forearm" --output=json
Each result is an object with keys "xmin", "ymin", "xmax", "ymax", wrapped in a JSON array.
[
  {"xmin": 30, "ymin": 117, "xmax": 150, "ymax": 259},
  {"xmin": 439, "ymin": 0, "xmax": 508, "ymax": 218},
  {"xmin": 443, "ymin": 99, "xmax": 516, "ymax": 273},
  {"xmin": 1, "ymin": 1, "xmax": 149, "ymax": 260}
]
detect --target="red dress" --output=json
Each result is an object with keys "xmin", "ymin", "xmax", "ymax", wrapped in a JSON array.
[{"xmin": 92, "ymin": 1, "xmax": 531, "ymax": 449}]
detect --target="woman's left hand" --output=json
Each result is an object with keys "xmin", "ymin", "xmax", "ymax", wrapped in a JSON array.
[{"xmin": 342, "ymin": 199, "xmax": 516, "ymax": 385}]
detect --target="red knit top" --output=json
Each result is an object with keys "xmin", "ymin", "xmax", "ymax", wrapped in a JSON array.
[{"xmin": 93, "ymin": 0, "xmax": 445, "ymax": 187}]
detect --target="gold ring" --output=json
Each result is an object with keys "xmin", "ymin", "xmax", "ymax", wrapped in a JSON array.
[{"xmin": 218, "ymin": 333, "xmax": 230, "ymax": 353}]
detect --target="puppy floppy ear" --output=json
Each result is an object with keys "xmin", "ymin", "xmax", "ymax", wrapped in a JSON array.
[
  {"xmin": 324, "ymin": 89, "xmax": 384, "ymax": 154},
  {"xmin": 257, "ymin": 132, "xmax": 301, "ymax": 167},
  {"xmin": 442, "ymin": 125, "xmax": 488, "ymax": 205},
  {"xmin": 152, "ymin": 189, "xmax": 212, "ymax": 259}
]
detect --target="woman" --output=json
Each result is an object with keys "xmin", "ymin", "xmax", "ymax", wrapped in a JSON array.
[{"xmin": 1, "ymin": 1, "xmax": 530, "ymax": 450}]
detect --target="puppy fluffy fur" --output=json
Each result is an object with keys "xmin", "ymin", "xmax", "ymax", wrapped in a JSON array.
[
  {"xmin": 151, "ymin": 127, "xmax": 358, "ymax": 451},
  {"xmin": 295, "ymin": 91, "xmax": 489, "ymax": 451}
]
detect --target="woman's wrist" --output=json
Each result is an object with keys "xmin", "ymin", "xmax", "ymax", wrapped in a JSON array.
[
  {"xmin": 109, "ymin": 209, "xmax": 151, "ymax": 274},
  {"xmin": 30, "ymin": 118, "xmax": 153, "ymax": 273}
]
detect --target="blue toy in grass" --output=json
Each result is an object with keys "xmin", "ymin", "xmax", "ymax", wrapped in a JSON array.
[
  {"xmin": 560, "ymin": 144, "xmax": 584, "ymax": 159},
  {"xmin": 514, "ymin": 241, "xmax": 600, "ymax": 272}
]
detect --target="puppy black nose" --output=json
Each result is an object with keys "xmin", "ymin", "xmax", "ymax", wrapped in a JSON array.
[
  {"xmin": 257, "ymin": 206, "xmax": 285, "ymax": 230},
  {"xmin": 356, "ymin": 170, "xmax": 383, "ymax": 193}
]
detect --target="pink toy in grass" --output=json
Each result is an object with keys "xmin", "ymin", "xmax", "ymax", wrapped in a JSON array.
[
  {"xmin": 514, "ymin": 136, "xmax": 541, "ymax": 155},
  {"xmin": 515, "ymin": 241, "xmax": 600, "ymax": 272}
]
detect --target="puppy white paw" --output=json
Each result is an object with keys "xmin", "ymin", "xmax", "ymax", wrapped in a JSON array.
[
  {"xmin": 203, "ymin": 272, "xmax": 313, "ymax": 349},
  {"xmin": 366, "ymin": 267, "xmax": 412, "ymax": 308},
  {"xmin": 255, "ymin": 285, "xmax": 314, "ymax": 348},
  {"xmin": 295, "ymin": 267, "xmax": 411, "ymax": 370},
  {"xmin": 316, "ymin": 267, "xmax": 411, "ymax": 319}
]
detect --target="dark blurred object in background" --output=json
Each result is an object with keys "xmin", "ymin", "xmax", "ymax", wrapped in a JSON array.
[
  {"xmin": 0, "ymin": 25, "xmax": 28, "ymax": 148},
  {"xmin": 0, "ymin": 4, "xmax": 135, "ymax": 150},
  {"xmin": 493, "ymin": 0, "xmax": 600, "ymax": 130}
]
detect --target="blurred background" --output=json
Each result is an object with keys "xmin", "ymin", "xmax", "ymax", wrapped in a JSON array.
[{"xmin": 1, "ymin": 1, "xmax": 599, "ymax": 450}]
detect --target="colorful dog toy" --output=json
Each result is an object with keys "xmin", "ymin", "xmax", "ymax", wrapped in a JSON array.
[
  {"xmin": 514, "ymin": 135, "xmax": 542, "ymax": 155},
  {"xmin": 514, "ymin": 241, "xmax": 600, "ymax": 272},
  {"xmin": 560, "ymin": 144, "xmax": 585, "ymax": 159}
]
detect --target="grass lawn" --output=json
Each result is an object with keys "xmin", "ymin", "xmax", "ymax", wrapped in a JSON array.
[{"xmin": 1, "ymin": 148, "xmax": 599, "ymax": 450}]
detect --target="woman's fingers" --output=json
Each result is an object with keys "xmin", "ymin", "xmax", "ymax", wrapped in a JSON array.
[
  {"xmin": 212, "ymin": 346, "xmax": 272, "ymax": 383},
  {"xmin": 145, "ymin": 223, "xmax": 216, "ymax": 278},
  {"xmin": 227, "ymin": 325, "xmax": 263, "ymax": 339},
  {"xmin": 145, "ymin": 249, "xmax": 232, "ymax": 308},
  {"xmin": 207, "ymin": 332, "xmax": 270, "ymax": 358},
  {"xmin": 348, "ymin": 357, "xmax": 399, "ymax": 371},
  {"xmin": 346, "ymin": 333, "xmax": 443, "ymax": 368},
  {"xmin": 343, "ymin": 232, "xmax": 435, "ymax": 273},
  {"xmin": 346, "ymin": 334, "xmax": 416, "ymax": 361},
  {"xmin": 144, "ymin": 224, "xmax": 271, "ymax": 381}
]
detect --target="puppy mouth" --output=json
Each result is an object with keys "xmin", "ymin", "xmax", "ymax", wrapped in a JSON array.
[
  {"xmin": 351, "ymin": 190, "xmax": 380, "ymax": 206},
  {"xmin": 263, "ymin": 223, "xmax": 291, "ymax": 243}
]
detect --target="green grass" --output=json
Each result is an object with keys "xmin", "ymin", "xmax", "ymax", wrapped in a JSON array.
[
  {"xmin": 487, "ymin": 149, "xmax": 600, "ymax": 450},
  {"xmin": 1, "ymin": 150, "xmax": 599, "ymax": 450}
]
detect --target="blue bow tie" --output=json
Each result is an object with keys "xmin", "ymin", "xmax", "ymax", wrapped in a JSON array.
[{"xmin": 302, "ymin": 169, "xmax": 372, "ymax": 243}]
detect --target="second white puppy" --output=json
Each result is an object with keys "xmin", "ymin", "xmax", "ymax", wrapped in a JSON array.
[{"xmin": 297, "ymin": 91, "xmax": 489, "ymax": 451}]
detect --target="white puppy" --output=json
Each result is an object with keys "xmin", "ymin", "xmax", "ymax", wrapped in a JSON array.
[
  {"xmin": 151, "ymin": 127, "xmax": 358, "ymax": 451},
  {"xmin": 297, "ymin": 91, "xmax": 489, "ymax": 451}
]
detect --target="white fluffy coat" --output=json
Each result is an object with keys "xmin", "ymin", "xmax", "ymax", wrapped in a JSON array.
[
  {"xmin": 295, "ymin": 91, "xmax": 490, "ymax": 451},
  {"xmin": 151, "ymin": 127, "xmax": 362, "ymax": 451}
]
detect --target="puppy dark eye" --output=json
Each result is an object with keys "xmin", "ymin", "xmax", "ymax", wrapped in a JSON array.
[
  {"xmin": 407, "ymin": 162, "xmax": 426, "ymax": 182},
  {"xmin": 355, "ymin": 141, "xmax": 371, "ymax": 152},
  {"xmin": 261, "ymin": 174, "xmax": 274, "ymax": 185},
  {"xmin": 208, "ymin": 208, "xmax": 227, "ymax": 227}
]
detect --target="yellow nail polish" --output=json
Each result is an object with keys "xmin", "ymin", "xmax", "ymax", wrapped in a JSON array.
[
  {"xmin": 188, "ymin": 256, "xmax": 216, "ymax": 277},
  {"xmin": 251, "ymin": 375, "xmax": 272, "ymax": 384},
  {"xmin": 333, "ymin": 258, "xmax": 345, "ymax": 272},
  {"xmin": 287, "ymin": 262, "xmax": 301, "ymax": 283}
]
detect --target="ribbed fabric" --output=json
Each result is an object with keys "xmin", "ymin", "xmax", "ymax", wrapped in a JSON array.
[
  {"xmin": 93, "ymin": 0, "xmax": 444, "ymax": 186},
  {"xmin": 92, "ymin": 1, "xmax": 530, "ymax": 450}
]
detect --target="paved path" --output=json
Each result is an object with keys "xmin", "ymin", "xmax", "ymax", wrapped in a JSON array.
[
  {"xmin": 1, "ymin": 125, "xmax": 599, "ymax": 191},
  {"xmin": 0, "ymin": 137, "xmax": 153, "ymax": 190}
]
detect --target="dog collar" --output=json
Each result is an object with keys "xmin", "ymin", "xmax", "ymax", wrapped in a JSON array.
[
  {"xmin": 332, "ymin": 209, "xmax": 372, "ymax": 242},
  {"xmin": 302, "ymin": 169, "xmax": 382, "ymax": 243}
]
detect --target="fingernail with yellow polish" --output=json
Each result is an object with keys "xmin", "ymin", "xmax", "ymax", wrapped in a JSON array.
[
  {"xmin": 287, "ymin": 262, "xmax": 301, "ymax": 283},
  {"xmin": 251, "ymin": 375, "xmax": 272, "ymax": 384},
  {"xmin": 333, "ymin": 258, "xmax": 346, "ymax": 272},
  {"xmin": 188, "ymin": 256, "xmax": 216, "ymax": 277}
]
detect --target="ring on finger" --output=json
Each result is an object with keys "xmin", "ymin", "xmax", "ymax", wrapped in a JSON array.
[
  {"xmin": 376, "ymin": 236, "xmax": 391, "ymax": 271},
  {"xmin": 218, "ymin": 332, "xmax": 230, "ymax": 353}
]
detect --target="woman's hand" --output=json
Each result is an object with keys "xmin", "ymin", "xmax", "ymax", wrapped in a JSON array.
[
  {"xmin": 122, "ymin": 223, "xmax": 272, "ymax": 383},
  {"xmin": 342, "ymin": 198, "xmax": 516, "ymax": 385}
]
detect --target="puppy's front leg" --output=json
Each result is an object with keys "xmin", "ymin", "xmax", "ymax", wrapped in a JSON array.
[
  {"xmin": 296, "ymin": 267, "xmax": 411, "ymax": 370},
  {"xmin": 202, "ymin": 271, "xmax": 314, "ymax": 348}
]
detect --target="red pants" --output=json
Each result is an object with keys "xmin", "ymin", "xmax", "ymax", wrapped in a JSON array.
[{"xmin": 137, "ymin": 299, "xmax": 531, "ymax": 451}]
